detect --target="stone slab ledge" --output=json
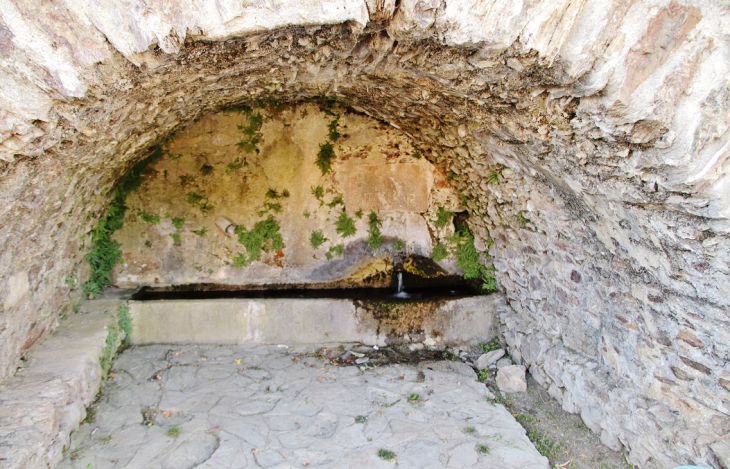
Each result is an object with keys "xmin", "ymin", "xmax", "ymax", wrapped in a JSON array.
[{"xmin": 0, "ymin": 306, "xmax": 124, "ymax": 469}]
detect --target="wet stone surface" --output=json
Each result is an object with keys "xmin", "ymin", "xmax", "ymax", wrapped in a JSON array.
[{"xmin": 59, "ymin": 344, "xmax": 548, "ymax": 468}]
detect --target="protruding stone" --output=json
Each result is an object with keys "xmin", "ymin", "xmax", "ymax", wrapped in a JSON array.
[
  {"xmin": 496, "ymin": 365, "xmax": 527, "ymax": 393},
  {"xmin": 475, "ymin": 349, "xmax": 504, "ymax": 370}
]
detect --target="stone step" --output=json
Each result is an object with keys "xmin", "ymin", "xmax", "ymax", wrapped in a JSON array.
[{"xmin": 127, "ymin": 294, "xmax": 506, "ymax": 347}]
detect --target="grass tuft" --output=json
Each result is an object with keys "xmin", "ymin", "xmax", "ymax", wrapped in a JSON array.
[
  {"xmin": 431, "ymin": 242, "xmax": 449, "ymax": 262},
  {"xmin": 377, "ymin": 449, "xmax": 396, "ymax": 462}
]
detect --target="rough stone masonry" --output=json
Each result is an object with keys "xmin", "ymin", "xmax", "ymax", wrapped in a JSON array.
[{"xmin": 0, "ymin": 1, "xmax": 728, "ymax": 467}]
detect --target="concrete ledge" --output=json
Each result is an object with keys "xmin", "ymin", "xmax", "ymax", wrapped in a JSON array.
[
  {"xmin": 128, "ymin": 294, "xmax": 504, "ymax": 347},
  {"xmin": 0, "ymin": 308, "xmax": 123, "ymax": 469}
]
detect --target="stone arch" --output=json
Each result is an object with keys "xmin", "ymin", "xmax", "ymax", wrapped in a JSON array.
[{"xmin": 1, "ymin": 1, "xmax": 728, "ymax": 467}]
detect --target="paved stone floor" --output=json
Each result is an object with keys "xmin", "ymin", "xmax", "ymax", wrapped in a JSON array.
[{"xmin": 58, "ymin": 345, "xmax": 548, "ymax": 468}]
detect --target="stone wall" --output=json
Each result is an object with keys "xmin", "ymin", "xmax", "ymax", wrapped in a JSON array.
[
  {"xmin": 0, "ymin": 1, "xmax": 728, "ymax": 467},
  {"xmin": 111, "ymin": 103, "xmax": 463, "ymax": 288}
]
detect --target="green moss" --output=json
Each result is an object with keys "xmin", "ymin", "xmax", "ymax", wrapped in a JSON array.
[
  {"xmin": 394, "ymin": 239, "xmax": 405, "ymax": 250},
  {"xmin": 170, "ymin": 233, "xmax": 181, "ymax": 245},
  {"xmin": 434, "ymin": 206, "xmax": 454, "ymax": 228},
  {"xmin": 517, "ymin": 211, "xmax": 530, "ymax": 225},
  {"xmin": 83, "ymin": 146, "xmax": 163, "ymax": 297},
  {"xmin": 316, "ymin": 142, "xmax": 334, "ymax": 175},
  {"xmin": 367, "ymin": 212, "xmax": 383, "ymax": 250},
  {"xmin": 303, "ymin": 210, "xmax": 311, "ymax": 219},
  {"xmin": 310, "ymin": 230, "xmax": 326, "ymax": 249},
  {"xmin": 138, "ymin": 211, "xmax": 160, "ymax": 225},
  {"xmin": 354, "ymin": 209, "xmax": 363, "ymax": 219},
  {"xmin": 170, "ymin": 217, "xmax": 185, "ymax": 230},
  {"xmin": 431, "ymin": 243, "xmax": 449, "ymax": 262},
  {"xmin": 234, "ymin": 216, "xmax": 284, "ymax": 264},
  {"xmin": 191, "ymin": 227, "xmax": 207, "ymax": 237},
  {"xmin": 335, "ymin": 211, "xmax": 356, "ymax": 238},
  {"xmin": 200, "ymin": 164, "xmax": 214, "ymax": 175}
]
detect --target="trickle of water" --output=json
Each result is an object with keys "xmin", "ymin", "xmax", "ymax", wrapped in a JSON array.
[{"xmin": 393, "ymin": 271, "xmax": 411, "ymax": 298}]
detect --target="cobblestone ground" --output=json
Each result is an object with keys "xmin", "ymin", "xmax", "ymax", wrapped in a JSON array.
[{"xmin": 59, "ymin": 345, "xmax": 548, "ymax": 469}]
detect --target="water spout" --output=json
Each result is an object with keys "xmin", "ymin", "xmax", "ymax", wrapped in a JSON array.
[{"xmin": 393, "ymin": 271, "xmax": 411, "ymax": 299}]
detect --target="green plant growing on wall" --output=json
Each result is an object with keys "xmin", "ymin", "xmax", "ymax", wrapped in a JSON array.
[
  {"xmin": 262, "ymin": 202, "xmax": 282, "ymax": 215},
  {"xmin": 200, "ymin": 164, "xmax": 214, "ymax": 175},
  {"xmin": 170, "ymin": 233, "xmax": 181, "ymax": 246},
  {"xmin": 328, "ymin": 118, "xmax": 341, "ymax": 142},
  {"xmin": 354, "ymin": 209, "xmax": 363, "ymax": 219},
  {"xmin": 434, "ymin": 206, "xmax": 454, "ymax": 228},
  {"xmin": 486, "ymin": 173, "xmax": 499, "ymax": 184},
  {"xmin": 167, "ymin": 152, "xmax": 182, "ymax": 160},
  {"xmin": 117, "ymin": 305, "xmax": 132, "ymax": 346},
  {"xmin": 237, "ymin": 112, "xmax": 264, "ymax": 153},
  {"xmin": 311, "ymin": 185, "xmax": 325, "ymax": 204},
  {"xmin": 303, "ymin": 210, "xmax": 311, "ymax": 219},
  {"xmin": 326, "ymin": 195, "xmax": 344, "ymax": 209},
  {"xmin": 170, "ymin": 217, "xmax": 185, "ymax": 230},
  {"xmin": 191, "ymin": 227, "xmax": 207, "ymax": 237},
  {"xmin": 186, "ymin": 192, "xmax": 204, "ymax": 205},
  {"xmin": 99, "ymin": 325, "xmax": 118, "ymax": 374},
  {"xmin": 65, "ymin": 275, "xmax": 77, "ymax": 289},
  {"xmin": 517, "ymin": 211, "xmax": 530, "ymax": 226},
  {"xmin": 316, "ymin": 142, "xmax": 335, "ymax": 175},
  {"xmin": 138, "ymin": 211, "xmax": 160, "ymax": 225},
  {"xmin": 232, "ymin": 253, "xmax": 247, "ymax": 268},
  {"xmin": 83, "ymin": 146, "xmax": 163, "ymax": 297},
  {"xmin": 234, "ymin": 216, "xmax": 284, "ymax": 264},
  {"xmin": 367, "ymin": 212, "xmax": 383, "ymax": 250},
  {"xmin": 447, "ymin": 227, "xmax": 497, "ymax": 292},
  {"xmin": 431, "ymin": 242, "xmax": 449, "ymax": 262},
  {"xmin": 394, "ymin": 239, "xmax": 406, "ymax": 250},
  {"xmin": 179, "ymin": 174, "xmax": 195, "ymax": 186},
  {"xmin": 325, "ymin": 244, "xmax": 345, "ymax": 260},
  {"xmin": 186, "ymin": 192, "xmax": 213, "ymax": 213},
  {"xmin": 412, "ymin": 147, "xmax": 422, "ymax": 159},
  {"xmin": 335, "ymin": 211, "xmax": 356, "ymax": 238},
  {"xmin": 310, "ymin": 230, "xmax": 326, "ymax": 249},
  {"xmin": 226, "ymin": 157, "xmax": 244, "ymax": 172}
]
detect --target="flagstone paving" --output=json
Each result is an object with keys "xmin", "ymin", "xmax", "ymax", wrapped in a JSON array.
[{"xmin": 58, "ymin": 344, "xmax": 548, "ymax": 469}]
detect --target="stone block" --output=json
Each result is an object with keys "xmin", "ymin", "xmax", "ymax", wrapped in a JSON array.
[
  {"xmin": 345, "ymin": 164, "xmax": 430, "ymax": 212},
  {"xmin": 475, "ymin": 349, "xmax": 504, "ymax": 370},
  {"xmin": 496, "ymin": 365, "xmax": 527, "ymax": 393}
]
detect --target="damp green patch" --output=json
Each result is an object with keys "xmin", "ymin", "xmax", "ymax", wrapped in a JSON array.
[{"xmin": 328, "ymin": 118, "xmax": 341, "ymax": 142}]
